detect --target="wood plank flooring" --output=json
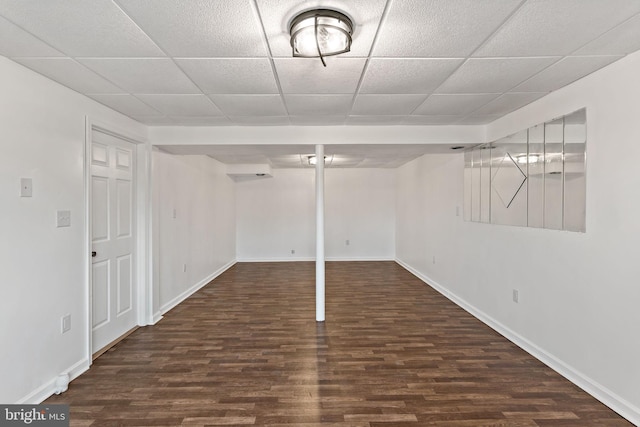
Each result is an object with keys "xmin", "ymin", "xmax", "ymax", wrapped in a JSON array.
[{"xmin": 46, "ymin": 261, "xmax": 633, "ymax": 426}]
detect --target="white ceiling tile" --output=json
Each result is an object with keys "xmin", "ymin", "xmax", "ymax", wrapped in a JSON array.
[
  {"xmin": 274, "ymin": 58, "xmax": 366, "ymax": 94},
  {"xmin": 132, "ymin": 116, "xmax": 174, "ymax": 125},
  {"xmin": 116, "ymin": 0, "xmax": 267, "ymax": 57},
  {"xmin": 89, "ymin": 94, "xmax": 162, "ymax": 116},
  {"xmin": 210, "ymin": 95, "xmax": 286, "ymax": 116},
  {"xmin": 360, "ymin": 59, "xmax": 464, "ymax": 94},
  {"xmin": 457, "ymin": 115, "xmax": 502, "ymax": 125},
  {"xmin": 357, "ymin": 158, "xmax": 397, "ymax": 167},
  {"xmin": 285, "ymin": 95, "xmax": 353, "ymax": 116},
  {"xmin": 330, "ymin": 157, "xmax": 366, "ymax": 168},
  {"xmin": 514, "ymin": 56, "xmax": 623, "ymax": 92},
  {"xmin": 1, "ymin": 0, "xmax": 633, "ymax": 128},
  {"xmin": 166, "ymin": 116, "xmax": 232, "ymax": 126},
  {"xmin": 218, "ymin": 154, "xmax": 271, "ymax": 164},
  {"xmin": 0, "ymin": 16, "xmax": 63, "ymax": 57},
  {"xmin": 385, "ymin": 158, "xmax": 422, "ymax": 168},
  {"xmin": 270, "ymin": 155, "xmax": 309, "ymax": 168},
  {"xmin": 576, "ymin": 14, "xmax": 640, "ymax": 55},
  {"xmin": 136, "ymin": 94, "xmax": 223, "ymax": 116},
  {"xmin": 289, "ymin": 116, "xmax": 347, "ymax": 125},
  {"xmin": 78, "ymin": 58, "xmax": 200, "ymax": 94},
  {"xmin": 331, "ymin": 145, "xmax": 414, "ymax": 156},
  {"xmin": 435, "ymin": 58, "xmax": 560, "ymax": 94},
  {"xmin": 403, "ymin": 116, "xmax": 463, "ymax": 125},
  {"xmin": 351, "ymin": 95, "xmax": 427, "ymax": 115},
  {"xmin": 414, "ymin": 94, "xmax": 500, "ymax": 115},
  {"xmin": 159, "ymin": 143, "xmax": 474, "ymax": 167},
  {"xmin": 14, "ymin": 58, "xmax": 124, "ymax": 94},
  {"xmin": 346, "ymin": 116, "xmax": 406, "ymax": 125},
  {"xmin": 0, "ymin": 0, "xmax": 163, "ymax": 56},
  {"xmin": 256, "ymin": 0, "xmax": 387, "ymax": 57},
  {"xmin": 373, "ymin": 0, "xmax": 522, "ymax": 57},
  {"xmin": 175, "ymin": 59, "xmax": 278, "ymax": 94},
  {"xmin": 475, "ymin": 0, "xmax": 640, "ymax": 57},
  {"xmin": 228, "ymin": 116, "xmax": 291, "ymax": 126},
  {"xmin": 472, "ymin": 92, "xmax": 547, "ymax": 116}
]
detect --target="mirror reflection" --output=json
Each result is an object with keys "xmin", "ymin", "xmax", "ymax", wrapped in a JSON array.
[{"xmin": 463, "ymin": 108, "xmax": 586, "ymax": 232}]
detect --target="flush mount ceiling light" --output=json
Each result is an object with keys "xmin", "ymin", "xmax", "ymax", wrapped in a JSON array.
[
  {"xmin": 308, "ymin": 155, "xmax": 327, "ymax": 166},
  {"xmin": 289, "ymin": 9, "xmax": 353, "ymax": 67},
  {"xmin": 303, "ymin": 155, "xmax": 334, "ymax": 166}
]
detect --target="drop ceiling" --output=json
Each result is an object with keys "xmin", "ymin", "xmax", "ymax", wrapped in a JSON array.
[
  {"xmin": 1, "ymin": 0, "xmax": 639, "ymax": 128},
  {"xmin": 159, "ymin": 143, "xmax": 464, "ymax": 168}
]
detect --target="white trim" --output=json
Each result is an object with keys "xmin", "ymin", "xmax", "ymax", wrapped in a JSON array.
[
  {"xmin": 151, "ymin": 311, "xmax": 164, "ymax": 325},
  {"xmin": 236, "ymin": 257, "xmax": 394, "ymax": 262},
  {"xmin": 136, "ymin": 140, "xmax": 154, "ymax": 326},
  {"xmin": 18, "ymin": 358, "xmax": 90, "ymax": 404},
  {"xmin": 160, "ymin": 260, "xmax": 236, "ymax": 315},
  {"xmin": 236, "ymin": 257, "xmax": 316, "ymax": 262},
  {"xmin": 395, "ymin": 258, "xmax": 640, "ymax": 426},
  {"xmin": 325, "ymin": 257, "xmax": 394, "ymax": 262},
  {"xmin": 83, "ymin": 118, "xmax": 93, "ymax": 366}
]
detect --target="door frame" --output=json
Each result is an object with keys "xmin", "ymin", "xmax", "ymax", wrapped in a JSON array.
[{"xmin": 84, "ymin": 117, "xmax": 155, "ymax": 364}]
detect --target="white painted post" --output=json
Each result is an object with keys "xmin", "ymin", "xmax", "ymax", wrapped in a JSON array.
[{"xmin": 315, "ymin": 144, "xmax": 325, "ymax": 322}]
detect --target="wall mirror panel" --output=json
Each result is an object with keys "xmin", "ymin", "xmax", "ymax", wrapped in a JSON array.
[
  {"xmin": 464, "ymin": 108, "xmax": 586, "ymax": 232},
  {"xmin": 563, "ymin": 109, "xmax": 587, "ymax": 232},
  {"xmin": 490, "ymin": 130, "xmax": 528, "ymax": 227}
]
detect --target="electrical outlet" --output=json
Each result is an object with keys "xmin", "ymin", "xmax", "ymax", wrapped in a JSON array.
[
  {"xmin": 345, "ymin": 239, "xmax": 350, "ymax": 246},
  {"xmin": 513, "ymin": 289, "xmax": 519, "ymax": 303},
  {"xmin": 61, "ymin": 314, "xmax": 71, "ymax": 333},
  {"xmin": 20, "ymin": 178, "xmax": 33, "ymax": 197},
  {"xmin": 432, "ymin": 255, "xmax": 436, "ymax": 264},
  {"xmin": 172, "ymin": 208, "xmax": 177, "ymax": 219},
  {"xmin": 291, "ymin": 249, "xmax": 295, "ymax": 255},
  {"xmin": 183, "ymin": 264, "xmax": 187, "ymax": 272}
]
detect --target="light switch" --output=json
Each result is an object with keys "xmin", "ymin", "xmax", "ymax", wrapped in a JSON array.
[
  {"xmin": 20, "ymin": 178, "xmax": 32, "ymax": 197},
  {"xmin": 57, "ymin": 210, "xmax": 71, "ymax": 227}
]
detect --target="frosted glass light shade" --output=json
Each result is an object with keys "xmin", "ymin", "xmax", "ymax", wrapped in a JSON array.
[{"xmin": 290, "ymin": 9, "xmax": 353, "ymax": 58}]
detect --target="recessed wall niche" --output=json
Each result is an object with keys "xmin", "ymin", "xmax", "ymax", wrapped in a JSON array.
[{"xmin": 463, "ymin": 108, "xmax": 586, "ymax": 232}]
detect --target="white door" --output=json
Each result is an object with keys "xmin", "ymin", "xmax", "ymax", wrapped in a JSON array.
[{"xmin": 91, "ymin": 129, "xmax": 137, "ymax": 354}]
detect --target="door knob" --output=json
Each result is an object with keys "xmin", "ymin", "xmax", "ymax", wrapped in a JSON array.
[{"xmin": 92, "ymin": 251, "xmax": 97, "ymax": 257}]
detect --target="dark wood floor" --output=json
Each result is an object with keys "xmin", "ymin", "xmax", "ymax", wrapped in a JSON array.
[{"xmin": 47, "ymin": 261, "xmax": 632, "ymax": 426}]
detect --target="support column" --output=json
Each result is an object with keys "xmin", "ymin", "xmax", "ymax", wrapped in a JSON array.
[{"xmin": 315, "ymin": 144, "xmax": 325, "ymax": 322}]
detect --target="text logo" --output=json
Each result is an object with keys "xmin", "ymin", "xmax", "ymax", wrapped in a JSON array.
[{"xmin": 0, "ymin": 405, "xmax": 69, "ymax": 427}]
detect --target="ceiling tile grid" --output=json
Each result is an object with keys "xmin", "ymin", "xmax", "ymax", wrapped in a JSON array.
[
  {"xmin": 0, "ymin": 0, "xmax": 639, "ymax": 126},
  {"xmin": 135, "ymin": 94, "xmax": 223, "ymax": 116},
  {"xmin": 14, "ymin": 58, "xmax": 124, "ymax": 94},
  {"xmin": 88, "ymin": 94, "xmax": 163, "ymax": 116}
]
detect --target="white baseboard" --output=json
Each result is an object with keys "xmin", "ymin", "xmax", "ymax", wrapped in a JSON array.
[
  {"xmin": 160, "ymin": 259, "xmax": 236, "ymax": 315},
  {"xmin": 19, "ymin": 358, "xmax": 90, "ymax": 404},
  {"xmin": 236, "ymin": 257, "xmax": 315, "ymax": 262},
  {"xmin": 236, "ymin": 257, "xmax": 394, "ymax": 262},
  {"xmin": 151, "ymin": 311, "xmax": 163, "ymax": 325},
  {"xmin": 395, "ymin": 258, "xmax": 640, "ymax": 426}
]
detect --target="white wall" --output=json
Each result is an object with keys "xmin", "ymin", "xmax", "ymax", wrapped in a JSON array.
[
  {"xmin": 152, "ymin": 151, "xmax": 236, "ymax": 314},
  {"xmin": 236, "ymin": 168, "xmax": 395, "ymax": 261},
  {"xmin": 396, "ymin": 50, "xmax": 640, "ymax": 424},
  {"xmin": 325, "ymin": 169, "xmax": 395, "ymax": 260},
  {"xmin": 0, "ymin": 57, "xmax": 147, "ymax": 403}
]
